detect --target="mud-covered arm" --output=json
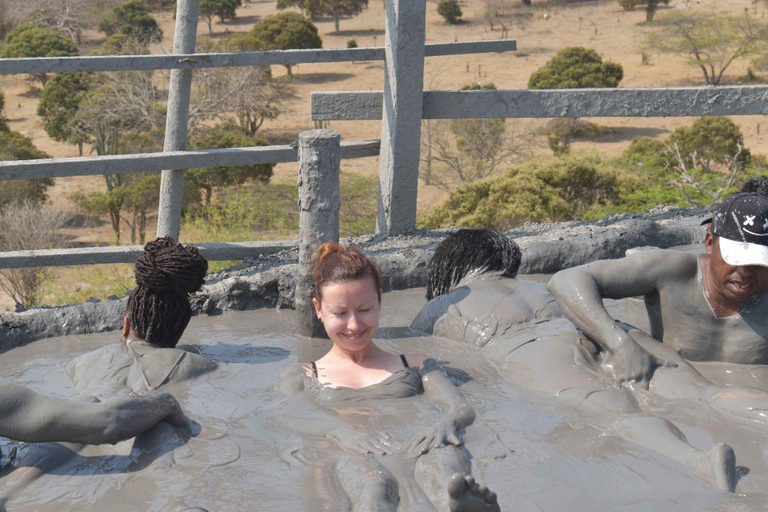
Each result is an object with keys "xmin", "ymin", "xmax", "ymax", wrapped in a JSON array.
[
  {"xmin": 409, "ymin": 358, "xmax": 475, "ymax": 455},
  {"xmin": 0, "ymin": 378, "xmax": 186, "ymax": 444},
  {"xmin": 547, "ymin": 251, "xmax": 686, "ymax": 384}
]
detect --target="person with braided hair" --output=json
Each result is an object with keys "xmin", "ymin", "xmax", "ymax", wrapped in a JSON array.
[{"xmin": 65, "ymin": 237, "xmax": 215, "ymax": 399}]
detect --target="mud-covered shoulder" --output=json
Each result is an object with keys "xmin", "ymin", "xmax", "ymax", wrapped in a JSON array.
[{"xmin": 276, "ymin": 362, "xmax": 310, "ymax": 395}]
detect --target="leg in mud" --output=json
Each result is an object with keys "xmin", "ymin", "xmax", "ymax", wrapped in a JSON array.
[
  {"xmin": 414, "ymin": 446, "xmax": 499, "ymax": 512},
  {"xmin": 336, "ymin": 455, "xmax": 400, "ymax": 512},
  {"xmin": 626, "ymin": 326, "xmax": 768, "ymax": 426},
  {"xmin": 495, "ymin": 333, "xmax": 735, "ymax": 492}
]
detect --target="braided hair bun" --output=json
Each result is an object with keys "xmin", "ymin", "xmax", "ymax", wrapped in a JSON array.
[
  {"xmin": 127, "ymin": 237, "xmax": 208, "ymax": 348},
  {"xmin": 134, "ymin": 237, "xmax": 207, "ymax": 295}
]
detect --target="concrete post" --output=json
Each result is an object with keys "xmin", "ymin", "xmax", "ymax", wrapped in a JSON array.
[
  {"xmin": 156, "ymin": 0, "xmax": 199, "ymax": 240},
  {"xmin": 296, "ymin": 129, "xmax": 341, "ymax": 338},
  {"xmin": 376, "ymin": 0, "xmax": 426, "ymax": 236}
]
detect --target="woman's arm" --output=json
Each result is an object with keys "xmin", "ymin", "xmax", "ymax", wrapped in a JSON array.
[
  {"xmin": 408, "ymin": 357, "xmax": 476, "ymax": 455},
  {"xmin": 0, "ymin": 378, "xmax": 186, "ymax": 445}
]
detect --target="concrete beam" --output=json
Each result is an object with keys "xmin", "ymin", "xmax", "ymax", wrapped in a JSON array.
[
  {"xmin": 0, "ymin": 241, "xmax": 295, "ymax": 269},
  {"xmin": 0, "ymin": 140, "xmax": 381, "ymax": 181},
  {"xmin": 296, "ymin": 129, "xmax": 341, "ymax": 338},
  {"xmin": 311, "ymin": 86, "xmax": 768, "ymax": 120},
  {"xmin": 0, "ymin": 41, "xmax": 515, "ymax": 75},
  {"xmin": 377, "ymin": 0, "xmax": 426, "ymax": 236}
]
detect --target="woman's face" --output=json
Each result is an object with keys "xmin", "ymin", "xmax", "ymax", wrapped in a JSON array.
[{"xmin": 313, "ymin": 277, "xmax": 381, "ymax": 352}]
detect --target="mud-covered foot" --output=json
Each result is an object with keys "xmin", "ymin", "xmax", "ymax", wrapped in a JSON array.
[
  {"xmin": 690, "ymin": 443, "xmax": 736, "ymax": 492},
  {"xmin": 447, "ymin": 473, "xmax": 500, "ymax": 512}
]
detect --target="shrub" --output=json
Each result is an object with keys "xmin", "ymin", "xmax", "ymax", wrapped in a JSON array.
[
  {"xmin": 244, "ymin": 12, "xmax": 322, "ymax": 75},
  {"xmin": 0, "ymin": 130, "xmax": 53, "ymax": 210},
  {"xmin": 544, "ymin": 118, "xmax": 603, "ymax": 154},
  {"xmin": 528, "ymin": 47, "xmax": 623, "ymax": 89},
  {"xmin": 347, "ymin": 38, "xmax": 358, "ymax": 48},
  {"xmin": 437, "ymin": 0, "xmax": 463, "ymax": 24},
  {"xmin": 98, "ymin": 0, "xmax": 162, "ymax": 43}
]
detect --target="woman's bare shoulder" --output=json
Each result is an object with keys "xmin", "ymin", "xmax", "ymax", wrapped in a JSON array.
[{"xmin": 276, "ymin": 363, "xmax": 311, "ymax": 395}]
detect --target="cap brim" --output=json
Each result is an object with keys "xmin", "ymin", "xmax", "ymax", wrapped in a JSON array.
[{"xmin": 719, "ymin": 236, "xmax": 768, "ymax": 268}]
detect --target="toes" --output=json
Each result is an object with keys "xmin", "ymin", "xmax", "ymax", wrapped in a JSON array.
[{"xmin": 448, "ymin": 473, "xmax": 467, "ymax": 499}]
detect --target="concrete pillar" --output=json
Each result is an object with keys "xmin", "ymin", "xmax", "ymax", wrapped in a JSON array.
[
  {"xmin": 157, "ymin": 0, "xmax": 199, "ymax": 240},
  {"xmin": 296, "ymin": 129, "xmax": 341, "ymax": 338},
  {"xmin": 376, "ymin": 0, "xmax": 427, "ymax": 236}
]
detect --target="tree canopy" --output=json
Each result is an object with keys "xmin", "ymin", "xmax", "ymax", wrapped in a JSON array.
[
  {"xmin": 188, "ymin": 123, "xmax": 274, "ymax": 206},
  {"xmin": 0, "ymin": 23, "xmax": 79, "ymax": 85},
  {"xmin": 276, "ymin": 0, "xmax": 368, "ymax": 33},
  {"xmin": 200, "ymin": 0, "xmax": 242, "ymax": 34},
  {"xmin": 37, "ymin": 72, "xmax": 93, "ymax": 155},
  {"xmin": 0, "ymin": 130, "xmax": 53, "ymax": 210},
  {"xmin": 646, "ymin": 12, "xmax": 767, "ymax": 85},
  {"xmin": 437, "ymin": 0, "xmax": 463, "ymax": 24},
  {"xmin": 528, "ymin": 47, "xmax": 623, "ymax": 89},
  {"xmin": 98, "ymin": 0, "xmax": 162, "ymax": 44},
  {"xmin": 244, "ymin": 12, "xmax": 322, "ymax": 74}
]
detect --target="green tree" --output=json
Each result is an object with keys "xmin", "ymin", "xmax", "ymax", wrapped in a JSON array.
[
  {"xmin": 437, "ymin": 0, "xmax": 462, "ymax": 24},
  {"xmin": 0, "ymin": 130, "xmax": 53, "ymax": 210},
  {"xmin": 37, "ymin": 72, "xmax": 92, "ymax": 155},
  {"xmin": 98, "ymin": 0, "xmax": 162, "ymax": 44},
  {"xmin": 421, "ymin": 152, "xmax": 625, "ymax": 230},
  {"xmin": 0, "ymin": 23, "xmax": 79, "ymax": 86},
  {"xmin": 245, "ymin": 12, "xmax": 322, "ymax": 75},
  {"xmin": 277, "ymin": 0, "xmax": 368, "ymax": 32},
  {"xmin": 200, "ymin": 0, "xmax": 242, "ymax": 34},
  {"xmin": 618, "ymin": 0, "xmax": 669, "ymax": 23},
  {"xmin": 528, "ymin": 47, "xmax": 623, "ymax": 89},
  {"xmin": 187, "ymin": 123, "xmax": 274, "ymax": 207},
  {"xmin": 646, "ymin": 12, "xmax": 766, "ymax": 85}
]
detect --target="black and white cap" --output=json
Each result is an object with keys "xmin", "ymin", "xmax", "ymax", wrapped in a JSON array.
[{"xmin": 702, "ymin": 192, "xmax": 768, "ymax": 268}]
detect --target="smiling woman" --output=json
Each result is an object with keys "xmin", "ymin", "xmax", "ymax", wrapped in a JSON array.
[{"xmin": 277, "ymin": 242, "xmax": 499, "ymax": 512}]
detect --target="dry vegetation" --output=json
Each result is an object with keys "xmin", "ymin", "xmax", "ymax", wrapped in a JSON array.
[{"xmin": 0, "ymin": 0, "xmax": 766, "ymax": 310}]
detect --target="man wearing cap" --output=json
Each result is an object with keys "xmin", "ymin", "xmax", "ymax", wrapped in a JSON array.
[{"xmin": 548, "ymin": 192, "xmax": 768, "ymax": 386}]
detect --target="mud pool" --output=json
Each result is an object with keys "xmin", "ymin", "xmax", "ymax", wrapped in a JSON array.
[{"xmin": 1, "ymin": 283, "xmax": 767, "ymax": 511}]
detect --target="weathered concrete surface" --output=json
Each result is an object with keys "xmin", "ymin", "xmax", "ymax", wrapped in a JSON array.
[
  {"xmin": 312, "ymin": 86, "xmax": 768, "ymax": 121},
  {"xmin": 296, "ymin": 129, "xmax": 341, "ymax": 337},
  {"xmin": 0, "ymin": 206, "xmax": 709, "ymax": 349},
  {"xmin": 376, "ymin": 0, "xmax": 426, "ymax": 235}
]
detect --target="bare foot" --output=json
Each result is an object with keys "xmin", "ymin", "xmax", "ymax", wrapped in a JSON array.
[
  {"xmin": 690, "ymin": 443, "xmax": 736, "ymax": 492},
  {"xmin": 447, "ymin": 473, "xmax": 500, "ymax": 512}
]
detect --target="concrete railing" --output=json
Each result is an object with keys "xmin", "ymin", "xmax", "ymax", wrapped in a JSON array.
[{"xmin": 0, "ymin": 0, "xmax": 515, "ymax": 268}]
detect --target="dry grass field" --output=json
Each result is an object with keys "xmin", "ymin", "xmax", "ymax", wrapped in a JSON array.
[{"xmin": 0, "ymin": 0, "xmax": 765, "ymax": 310}]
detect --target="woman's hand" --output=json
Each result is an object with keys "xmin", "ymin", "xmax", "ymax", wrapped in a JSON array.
[
  {"xmin": 407, "ymin": 416, "xmax": 462, "ymax": 457},
  {"xmin": 327, "ymin": 427, "xmax": 400, "ymax": 455}
]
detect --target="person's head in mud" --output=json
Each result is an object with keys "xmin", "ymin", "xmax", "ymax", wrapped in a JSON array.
[
  {"xmin": 701, "ymin": 193, "xmax": 768, "ymax": 311},
  {"xmin": 426, "ymin": 229, "xmax": 521, "ymax": 301},
  {"xmin": 123, "ymin": 237, "xmax": 208, "ymax": 348},
  {"xmin": 741, "ymin": 175, "xmax": 768, "ymax": 197},
  {"xmin": 312, "ymin": 242, "xmax": 382, "ymax": 351}
]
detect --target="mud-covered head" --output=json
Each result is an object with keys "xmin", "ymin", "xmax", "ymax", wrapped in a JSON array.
[
  {"xmin": 426, "ymin": 229, "xmax": 521, "ymax": 301},
  {"xmin": 127, "ymin": 237, "xmax": 208, "ymax": 348},
  {"xmin": 312, "ymin": 242, "xmax": 382, "ymax": 304},
  {"xmin": 741, "ymin": 175, "xmax": 768, "ymax": 197}
]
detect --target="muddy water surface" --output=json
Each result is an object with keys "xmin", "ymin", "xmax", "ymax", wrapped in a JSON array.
[{"xmin": 0, "ymin": 286, "xmax": 765, "ymax": 511}]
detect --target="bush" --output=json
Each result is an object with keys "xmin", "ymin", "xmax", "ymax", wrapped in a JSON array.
[
  {"xmin": 188, "ymin": 123, "xmax": 274, "ymax": 206},
  {"xmin": 544, "ymin": 118, "xmax": 603, "ymax": 154},
  {"xmin": 0, "ymin": 23, "xmax": 79, "ymax": 86},
  {"xmin": 347, "ymin": 38, "xmax": 357, "ymax": 48},
  {"xmin": 0, "ymin": 203, "xmax": 71, "ymax": 307},
  {"xmin": 437, "ymin": 0, "xmax": 462, "ymax": 24},
  {"xmin": 245, "ymin": 12, "xmax": 322, "ymax": 75},
  {"xmin": 0, "ymin": 91, "xmax": 8, "ymax": 132},
  {"xmin": 37, "ymin": 72, "xmax": 93, "ymax": 154},
  {"xmin": 98, "ymin": 0, "xmax": 162, "ymax": 43},
  {"xmin": 0, "ymin": 130, "xmax": 53, "ymax": 210},
  {"xmin": 421, "ymin": 152, "xmax": 626, "ymax": 230},
  {"xmin": 528, "ymin": 47, "xmax": 623, "ymax": 89}
]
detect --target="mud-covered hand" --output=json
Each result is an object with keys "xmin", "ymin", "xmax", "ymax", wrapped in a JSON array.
[
  {"xmin": 407, "ymin": 416, "xmax": 462, "ymax": 457},
  {"xmin": 602, "ymin": 339, "xmax": 672, "ymax": 388},
  {"xmin": 327, "ymin": 427, "xmax": 399, "ymax": 455}
]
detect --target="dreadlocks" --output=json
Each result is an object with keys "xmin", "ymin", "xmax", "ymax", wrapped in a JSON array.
[
  {"xmin": 741, "ymin": 175, "xmax": 768, "ymax": 197},
  {"xmin": 426, "ymin": 229, "xmax": 521, "ymax": 301},
  {"xmin": 127, "ymin": 237, "xmax": 208, "ymax": 348}
]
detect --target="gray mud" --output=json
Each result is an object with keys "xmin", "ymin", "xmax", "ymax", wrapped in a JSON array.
[
  {"xmin": 0, "ymin": 206, "xmax": 708, "ymax": 349},
  {"xmin": 1, "ymin": 286, "xmax": 766, "ymax": 511}
]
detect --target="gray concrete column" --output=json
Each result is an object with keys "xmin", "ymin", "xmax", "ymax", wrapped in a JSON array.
[
  {"xmin": 376, "ymin": 0, "xmax": 427, "ymax": 236},
  {"xmin": 157, "ymin": 0, "xmax": 199, "ymax": 240},
  {"xmin": 296, "ymin": 129, "xmax": 341, "ymax": 338}
]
